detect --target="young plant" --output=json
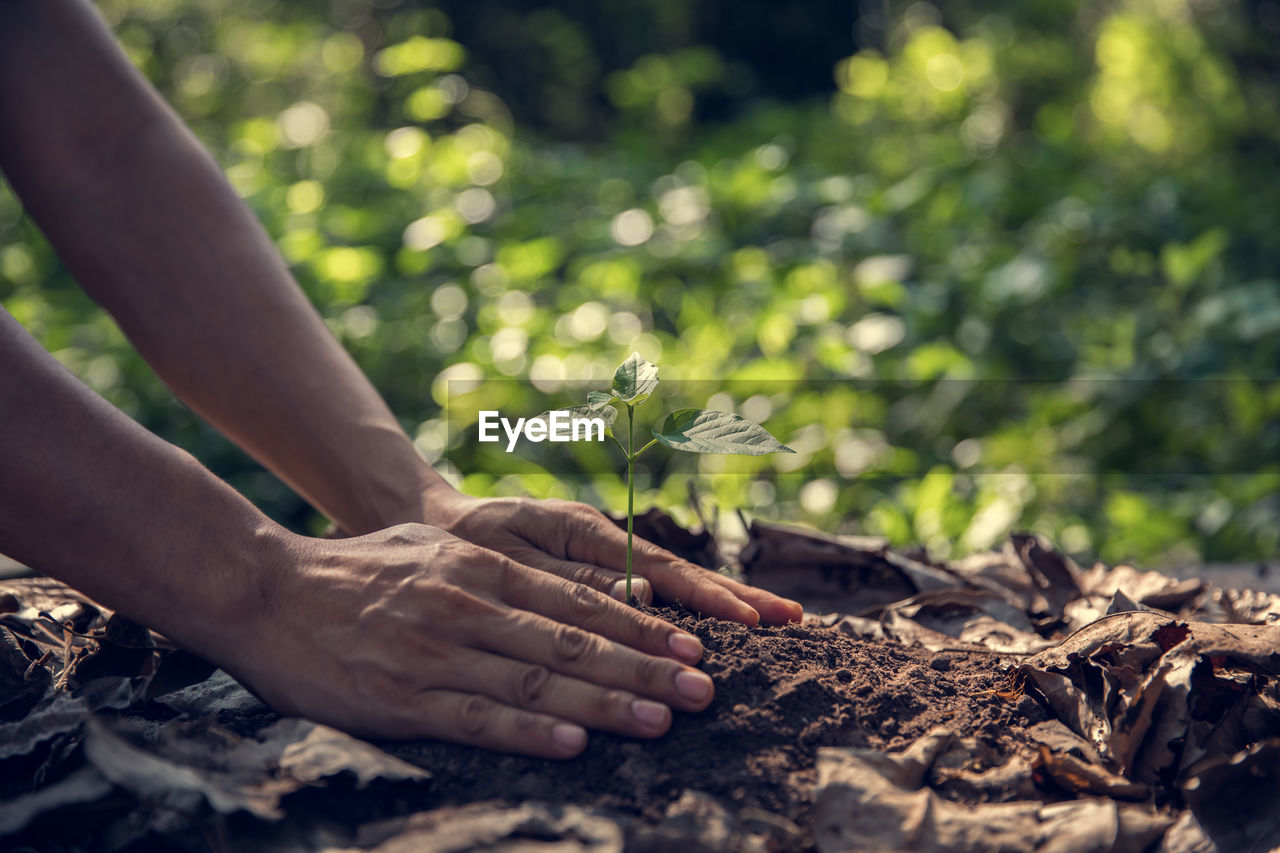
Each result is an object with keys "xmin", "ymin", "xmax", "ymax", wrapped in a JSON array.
[{"xmin": 555, "ymin": 353, "xmax": 794, "ymax": 602}]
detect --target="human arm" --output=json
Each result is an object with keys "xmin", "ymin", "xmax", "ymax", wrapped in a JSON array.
[
  {"xmin": 0, "ymin": 0, "xmax": 801, "ymax": 625},
  {"xmin": 0, "ymin": 307, "xmax": 717, "ymax": 756},
  {"xmin": 0, "ymin": 0, "xmax": 430, "ymax": 538}
]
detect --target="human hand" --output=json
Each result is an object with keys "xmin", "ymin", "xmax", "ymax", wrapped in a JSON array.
[
  {"xmin": 422, "ymin": 490, "xmax": 803, "ymax": 627},
  {"xmin": 224, "ymin": 524, "xmax": 716, "ymax": 758}
]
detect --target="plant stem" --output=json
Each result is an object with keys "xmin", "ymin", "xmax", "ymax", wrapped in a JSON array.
[{"xmin": 625, "ymin": 403, "xmax": 635, "ymax": 604}]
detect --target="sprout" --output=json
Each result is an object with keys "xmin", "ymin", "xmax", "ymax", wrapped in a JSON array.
[{"xmin": 555, "ymin": 353, "xmax": 793, "ymax": 602}]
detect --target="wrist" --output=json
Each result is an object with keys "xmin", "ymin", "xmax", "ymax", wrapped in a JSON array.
[
  {"xmin": 416, "ymin": 472, "xmax": 476, "ymax": 531},
  {"xmin": 322, "ymin": 452, "xmax": 454, "ymax": 535},
  {"xmin": 137, "ymin": 510, "xmax": 302, "ymax": 670}
]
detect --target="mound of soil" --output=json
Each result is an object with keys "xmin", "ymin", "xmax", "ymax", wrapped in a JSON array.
[{"xmin": 389, "ymin": 609, "xmax": 1037, "ymax": 828}]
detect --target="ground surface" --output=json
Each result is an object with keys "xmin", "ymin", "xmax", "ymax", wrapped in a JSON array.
[{"xmin": 2, "ymin": 516, "xmax": 1278, "ymax": 851}]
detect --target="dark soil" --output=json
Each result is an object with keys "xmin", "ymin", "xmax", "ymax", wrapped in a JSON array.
[
  {"xmin": 375, "ymin": 607, "xmax": 1043, "ymax": 841},
  {"xmin": 9, "ymin": 524, "xmax": 1269, "ymax": 851}
]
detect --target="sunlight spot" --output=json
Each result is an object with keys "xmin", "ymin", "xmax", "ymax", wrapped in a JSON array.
[
  {"xmin": 279, "ymin": 101, "xmax": 329, "ymax": 148},
  {"xmin": 611, "ymin": 209, "xmax": 654, "ymax": 246},
  {"xmin": 455, "ymin": 188, "xmax": 496, "ymax": 223},
  {"xmin": 800, "ymin": 479, "xmax": 839, "ymax": 515},
  {"xmin": 431, "ymin": 284, "xmax": 468, "ymax": 319},
  {"xmin": 925, "ymin": 53, "xmax": 964, "ymax": 91},
  {"xmin": 404, "ymin": 216, "xmax": 446, "ymax": 250},
  {"xmin": 385, "ymin": 127, "xmax": 429, "ymax": 160},
  {"xmin": 569, "ymin": 301, "xmax": 609, "ymax": 341}
]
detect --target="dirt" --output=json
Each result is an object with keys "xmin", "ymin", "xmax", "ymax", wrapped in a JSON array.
[
  {"xmin": 0, "ymin": 597, "xmax": 1041, "ymax": 852},
  {"xmin": 382, "ymin": 609, "xmax": 1041, "ymax": 830},
  {"xmin": 4, "ymin": 519, "xmax": 1278, "ymax": 851}
]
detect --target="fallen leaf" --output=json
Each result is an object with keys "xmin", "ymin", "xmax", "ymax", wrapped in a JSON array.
[
  {"xmin": 1181, "ymin": 737, "xmax": 1280, "ymax": 853},
  {"xmin": 77, "ymin": 716, "xmax": 429, "ymax": 823},
  {"xmin": 1035, "ymin": 745, "xmax": 1149, "ymax": 801},
  {"xmin": 0, "ymin": 675, "xmax": 146, "ymax": 760},
  {"xmin": 153, "ymin": 668, "xmax": 270, "ymax": 717},
  {"xmin": 813, "ymin": 731, "xmax": 1173, "ymax": 853},
  {"xmin": 338, "ymin": 802, "xmax": 623, "ymax": 853},
  {"xmin": 274, "ymin": 719, "xmax": 430, "ymax": 788},
  {"xmin": 84, "ymin": 717, "xmax": 292, "ymax": 819},
  {"xmin": 869, "ymin": 588, "xmax": 1054, "ymax": 654},
  {"xmin": 0, "ymin": 766, "xmax": 114, "ymax": 836},
  {"xmin": 1027, "ymin": 719, "xmax": 1102, "ymax": 764},
  {"xmin": 609, "ymin": 507, "xmax": 720, "ymax": 569},
  {"xmin": 738, "ymin": 520, "xmax": 960, "ymax": 612}
]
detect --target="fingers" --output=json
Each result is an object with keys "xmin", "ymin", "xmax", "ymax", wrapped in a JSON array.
[
  {"xmin": 395, "ymin": 633, "xmax": 703, "ymax": 759},
  {"xmin": 552, "ymin": 505, "xmax": 767, "ymax": 625},
  {"xmin": 611, "ymin": 529, "xmax": 803, "ymax": 625},
  {"xmin": 456, "ymin": 498, "xmax": 801, "ymax": 626},
  {"xmin": 494, "ymin": 562, "xmax": 707, "ymax": 667},
  {"xmin": 611, "ymin": 527, "xmax": 804, "ymax": 626},
  {"xmin": 384, "ymin": 567, "xmax": 720, "ymax": 757},
  {"xmin": 394, "ymin": 688, "xmax": 590, "ymax": 759},
  {"xmin": 502, "ymin": 545, "xmax": 653, "ymax": 605},
  {"xmin": 698, "ymin": 571, "xmax": 805, "ymax": 625},
  {"xmin": 448, "ymin": 647, "xmax": 682, "ymax": 738},
  {"xmin": 473, "ymin": 605, "xmax": 714, "ymax": 713}
]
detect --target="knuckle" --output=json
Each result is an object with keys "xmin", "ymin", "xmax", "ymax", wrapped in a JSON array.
[
  {"xmin": 566, "ymin": 563, "xmax": 607, "ymax": 590},
  {"xmin": 511, "ymin": 709, "xmax": 541, "ymax": 737},
  {"xmin": 485, "ymin": 557, "xmax": 518, "ymax": 597},
  {"xmin": 633, "ymin": 653, "xmax": 666, "ymax": 689},
  {"xmin": 551, "ymin": 499, "xmax": 603, "ymax": 527},
  {"xmin": 354, "ymin": 667, "xmax": 399, "ymax": 704},
  {"xmin": 456, "ymin": 693, "xmax": 495, "ymax": 739},
  {"xmin": 509, "ymin": 500, "xmax": 539, "ymax": 525},
  {"xmin": 618, "ymin": 609, "xmax": 664, "ymax": 646},
  {"xmin": 382, "ymin": 522, "xmax": 428, "ymax": 548},
  {"xmin": 514, "ymin": 665, "xmax": 551, "ymax": 706},
  {"xmin": 438, "ymin": 537, "xmax": 476, "ymax": 566},
  {"xmin": 592, "ymin": 689, "xmax": 630, "ymax": 718},
  {"xmin": 564, "ymin": 581, "xmax": 607, "ymax": 624},
  {"xmin": 571, "ymin": 500, "xmax": 604, "ymax": 518},
  {"xmin": 432, "ymin": 583, "xmax": 496, "ymax": 619},
  {"xmin": 635, "ymin": 538, "xmax": 674, "ymax": 560},
  {"xmin": 551, "ymin": 622, "xmax": 595, "ymax": 664}
]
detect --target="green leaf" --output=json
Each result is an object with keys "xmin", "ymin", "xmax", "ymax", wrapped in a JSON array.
[
  {"xmin": 563, "ymin": 402, "xmax": 617, "ymax": 430},
  {"xmin": 652, "ymin": 409, "xmax": 794, "ymax": 455},
  {"xmin": 611, "ymin": 353, "xmax": 658, "ymax": 405},
  {"xmin": 578, "ymin": 391, "xmax": 618, "ymax": 434},
  {"xmin": 528, "ymin": 403, "xmax": 617, "ymax": 439}
]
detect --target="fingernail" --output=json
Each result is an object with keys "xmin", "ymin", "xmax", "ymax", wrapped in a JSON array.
[
  {"xmin": 675, "ymin": 670, "xmax": 713, "ymax": 703},
  {"xmin": 631, "ymin": 698, "xmax": 669, "ymax": 728},
  {"xmin": 611, "ymin": 578, "xmax": 649, "ymax": 603},
  {"xmin": 551, "ymin": 723, "xmax": 587, "ymax": 752},
  {"xmin": 668, "ymin": 632, "xmax": 703, "ymax": 663}
]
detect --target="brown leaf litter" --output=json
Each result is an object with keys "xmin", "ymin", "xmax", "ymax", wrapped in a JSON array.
[{"xmin": 3, "ymin": 517, "xmax": 1279, "ymax": 851}]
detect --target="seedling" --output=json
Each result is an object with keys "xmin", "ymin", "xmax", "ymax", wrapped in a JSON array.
[{"xmin": 553, "ymin": 353, "xmax": 794, "ymax": 602}]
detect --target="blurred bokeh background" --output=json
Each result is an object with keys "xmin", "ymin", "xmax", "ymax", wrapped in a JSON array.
[{"xmin": 2, "ymin": 0, "xmax": 1277, "ymax": 567}]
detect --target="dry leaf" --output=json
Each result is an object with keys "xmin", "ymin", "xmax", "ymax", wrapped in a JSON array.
[{"xmin": 814, "ymin": 731, "xmax": 1172, "ymax": 853}]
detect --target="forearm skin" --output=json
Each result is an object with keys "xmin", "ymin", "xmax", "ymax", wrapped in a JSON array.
[
  {"xmin": 0, "ymin": 308, "xmax": 289, "ymax": 659},
  {"xmin": 0, "ymin": 0, "xmax": 447, "ymax": 536}
]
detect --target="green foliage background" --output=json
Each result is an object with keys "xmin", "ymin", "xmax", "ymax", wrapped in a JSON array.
[{"xmin": 2, "ymin": 0, "xmax": 1278, "ymax": 567}]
